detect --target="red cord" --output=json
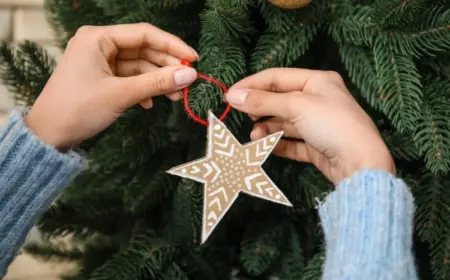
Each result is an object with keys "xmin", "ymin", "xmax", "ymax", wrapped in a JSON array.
[{"xmin": 181, "ymin": 59, "xmax": 231, "ymax": 126}]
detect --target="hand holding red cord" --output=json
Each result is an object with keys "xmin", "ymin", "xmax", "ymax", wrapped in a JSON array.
[{"xmin": 25, "ymin": 23, "xmax": 199, "ymax": 151}]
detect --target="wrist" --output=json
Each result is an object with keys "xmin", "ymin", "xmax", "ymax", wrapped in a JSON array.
[
  {"xmin": 24, "ymin": 112, "xmax": 73, "ymax": 151},
  {"xmin": 344, "ymin": 146, "xmax": 396, "ymax": 182}
]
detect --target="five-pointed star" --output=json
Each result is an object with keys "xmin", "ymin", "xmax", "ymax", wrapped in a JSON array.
[{"xmin": 168, "ymin": 111, "xmax": 292, "ymax": 243}]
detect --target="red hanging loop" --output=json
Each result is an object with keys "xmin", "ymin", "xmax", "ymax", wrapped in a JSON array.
[{"xmin": 181, "ymin": 59, "xmax": 231, "ymax": 126}]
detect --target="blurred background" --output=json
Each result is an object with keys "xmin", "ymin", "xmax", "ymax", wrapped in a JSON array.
[{"xmin": 0, "ymin": 0, "xmax": 67, "ymax": 278}]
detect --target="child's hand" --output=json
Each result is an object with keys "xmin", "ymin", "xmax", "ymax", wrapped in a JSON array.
[{"xmin": 25, "ymin": 23, "xmax": 199, "ymax": 150}]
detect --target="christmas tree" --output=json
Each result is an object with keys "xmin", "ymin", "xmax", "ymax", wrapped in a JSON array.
[{"xmin": 1, "ymin": 0, "xmax": 450, "ymax": 279}]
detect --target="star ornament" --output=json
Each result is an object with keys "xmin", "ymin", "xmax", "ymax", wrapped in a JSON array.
[{"xmin": 167, "ymin": 111, "xmax": 292, "ymax": 243}]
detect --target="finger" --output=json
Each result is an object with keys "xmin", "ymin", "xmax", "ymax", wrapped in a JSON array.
[
  {"xmin": 116, "ymin": 60, "xmax": 184, "ymax": 104},
  {"xmin": 140, "ymin": 98, "xmax": 154, "ymax": 109},
  {"xmin": 273, "ymin": 140, "xmax": 312, "ymax": 163},
  {"xmin": 113, "ymin": 66, "xmax": 197, "ymax": 107},
  {"xmin": 140, "ymin": 90, "xmax": 182, "ymax": 108},
  {"xmin": 104, "ymin": 23, "xmax": 198, "ymax": 61},
  {"xmin": 166, "ymin": 91, "xmax": 183, "ymax": 101},
  {"xmin": 115, "ymin": 59, "xmax": 158, "ymax": 77},
  {"xmin": 253, "ymin": 119, "xmax": 301, "ymax": 139},
  {"xmin": 231, "ymin": 68, "xmax": 322, "ymax": 93},
  {"xmin": 225, "ymin": 88, "xmax": 303, "ymax": 120},
  {"xmin": 118, "ymin": 48, "xmax": 181, "ymax": 66}
]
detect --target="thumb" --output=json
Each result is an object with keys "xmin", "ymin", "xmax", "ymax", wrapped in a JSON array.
[
  {"xmin": 116, "ymin": 66, "xmax": 197, "ymax": 107},
  {"xmin": 225, "ymin": 88, "xmax": 302, "ymax": 120}
]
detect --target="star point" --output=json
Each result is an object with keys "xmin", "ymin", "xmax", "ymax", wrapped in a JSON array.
[{"xmin": 168, "ymin": 111, "xmax": 292, "ymax": 243}]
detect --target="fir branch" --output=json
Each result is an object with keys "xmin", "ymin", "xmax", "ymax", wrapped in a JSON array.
[
  {"xmin": 301, "ymin": 248, "xmax": 325, "ymax": 280},
  {"xmin": 24, "ymin": 242, "xmax": 84, "ymax": 263},
  {"xmin": 413, "ymin": 78, "xmax": 450, "ymax": 173},
  {"xmin": 387, "ymin": 6, "xmax": 450, "ymax": 56},
  {"xmin": 46, "ymin": 0, "xmax": 111, "ymax": 42},
  {"xmin": 382, "ymin": 130, "xmax": 420, "ymax": 161},
  {"xmin": 413, "ymin": 171, "xmax": 450, "ymax": 243},
  {"xmin": 336, "ymin": 43, "xmax": 381, "ymax": 109},
  {"xmin": 93, "ymin": 0, "xmax": 142, "ymax": 18},
  {"xmin": 430, "ymin": 231, "xmax": 450, "ymax": 280},
  {"xmin": 37, "ymin": 201, "xmax": 127, "ymax": 238},
  {"xmin": 187, "ymin": 0, "xmax": 250, "ymax": 125},
  {"xmin": 162, "ymin": 262, "xmax": 189, "ymax": 279},
  {"xmin": 143, "ymin": 0, "xmax": 199, "ymax": 10},
  {"xmin": 419, "ymin": 52, "xmax": 450, "ymax": 78},
  {"xmin": 201, "ymin": 0, "xmax": 253, "ymax": 42},
  {"xmin": 240, "ymin": 221, "xmax": 287, "ymax": 276},
  {"xmin": 166, "ymin": 181, "xmax": 197, "ymax": 245},
  {"xmin": 258, "ymin": 0, "xmax": 326, "ymax": 34},
  {"xmin": 373, "ymin": 38, "xmax": 422, "ymax": 132},
  {"xmin": 284, "ymin": 166, "xmax": 332, "ymax": 214},
  {"xmin": 88, "ymin": 232, "xmax": 175, "ymax": 280},
  {"xmin": 250, "ymin": 22, "xmax": 320, "ymax": 72},
  {"xmin": 0, "ymin": 41, "xmax": 55, "ymax": 106},
  {"xmin": 86, "ymin": 106, "xmax": 170, "ymax": 172},
  {"xmin": 275, "ymin": 226, "xmax": 304, "ymax": 279},
  {"xmin": 188, "ymin": 36, "xmax": 246, "ymax": 119},
  {"xmin": 328, "ymin": 5, "xmax": 375, "ymax": 47},
  {"xmin": 372, "ymin": 0, "xmax": 427, "ymax": 27},
  {"xmin": 123, "ymin": 163, "xmax": 179, "ymax": 215}
]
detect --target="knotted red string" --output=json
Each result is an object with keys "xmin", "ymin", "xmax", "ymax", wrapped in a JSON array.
[{"xmin": 181, "ymin": 59, "xmax": 231, "ymax": 126}]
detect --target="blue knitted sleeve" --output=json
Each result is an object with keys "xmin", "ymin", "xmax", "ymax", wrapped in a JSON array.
[
  {"xmin": 0, "ymin": 109, "xmax": 87, "ymax": 277},
  {"xmin": 319, "ymin": 170, "xmax": 418, "ymax": 280}
]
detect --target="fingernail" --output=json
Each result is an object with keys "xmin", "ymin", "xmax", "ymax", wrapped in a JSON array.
[
  {"xmin": 226, "ymin": 89, "xmax": 248, "ymax": 106},
  {"xmin": 174, "ymin": 67, "xmax": 197, "ymax": 86},
  {"xmin": 189, "ymin": 46, "xmax": 199, "ymax": 60}
]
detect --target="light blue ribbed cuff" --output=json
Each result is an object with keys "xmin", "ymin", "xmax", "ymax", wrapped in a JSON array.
[
  {"xmin": 319, "ymin": 170, "xmax": 417, "ymax": 280},
  {"xmin": 0, "ymin": 108, "xmax": 88, "ymax": 277}
]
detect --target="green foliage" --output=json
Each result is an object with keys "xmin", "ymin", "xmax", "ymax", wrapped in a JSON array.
[
  {"xmin": 240, "ymin": 220, "xmax": 286, "ymax": 276},
  {"xmin": 337, "ymin": 43, "xmax": 381, "ymax": 109},
  {"xmin": 251, "ymin": 0, "xmax": 325, "ymax": 72},
  {"xmin": 88, "ymin": 231, "xmax": 175, "ymax": 280},
  {"xmin": 372, "ymin": 0, "xmax": 427, "ymax": 27},
  {"xmin": 374, "ymin": 38, "xmax": 422, "ymax": 132},
  {"xmin": 413, "ymin": 171, "xmax": 450, "ymax": 243},
  {"xmin": 2, "ymin": 0, "xmax": 450, "ymax": 279},
  {"xmin": 387, "ymin": 7, "xmax": 450, "ymax": 57},
  {"xmin": 166, "ymin": 180, "xmax": 200, "ymax": 244},
  {"xmin": 0, "ymin": 41, "xmax": 55, "ymax": 105},
  {"xmin": 45, "ymin": 0, "xmax": 111, "ymax": 47},
  {"xmin": 382, "ymin": 130, "xmax": 420, "ymax": 161},
  {"xmin": 123, "ymin": 161, "xmax": 179, "ymax": 215},
  {"xmin": 24, "ymin": 242, "xmax": 84, "ymax": 262},
  {"xmin": 275, "ymin": 226, "xmax": 304, "ymax": 279},
  {"xmin": 430, "ymin": 231, "xmax": 450, "ymax": 280},
  {"xmin": 413, "ymin": 78, "xmax": 450, "ymax": 172},
  {"xmin": 301, "ymin": 249, "xmax": 324, "ymax": 280}
]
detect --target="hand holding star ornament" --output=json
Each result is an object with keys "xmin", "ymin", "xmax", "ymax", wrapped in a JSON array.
[{"xmin": 167, "ymin": 112, "xmax": 292, "ymax": 243}]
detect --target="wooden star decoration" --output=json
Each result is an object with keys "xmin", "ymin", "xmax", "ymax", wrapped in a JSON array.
[{"xmin": 167, "ymin": 111, "xmax": 292, "ymax": 243}]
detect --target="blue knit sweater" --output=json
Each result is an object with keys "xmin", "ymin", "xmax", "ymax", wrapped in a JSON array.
[{"xmin": 0, "ymin": 109, "xmax": 418, "ymax": 279}]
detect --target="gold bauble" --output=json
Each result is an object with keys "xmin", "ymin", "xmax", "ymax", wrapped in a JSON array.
[{"xmin": 268, "ymin": 0, "xmax": 312, "ymax": 9}]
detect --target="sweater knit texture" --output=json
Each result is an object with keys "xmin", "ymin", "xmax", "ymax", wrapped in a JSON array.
[
  {"xmin": 0, "ymin": 109, "xmax": 87, "ymax": 277},
  {"xmin": 0, "ymin": 110, "xmax": 417, "ymax": 279}
]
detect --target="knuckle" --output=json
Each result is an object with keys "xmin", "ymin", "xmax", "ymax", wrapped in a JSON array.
[
  {"xmin": 138, "ymin": 22, "xmax": 152, "ymax": 29},
  {"xmin": 324, "ymin": 71, "xmax": 344, "ymax": 84},
  {"xmin": 75, "ymin": 25, "xmax": 95, "ymax": 38},
  {"xmin": 249, "ymin": 91, "xmax": 264, "ymax": 109},
  {"xmin": 154, "ymin": 73, "xmax": 168, "ymax": 93},
  {"xmin": 66, "ymin": 37, "xmax": 76, "ymax": 48}
]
